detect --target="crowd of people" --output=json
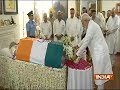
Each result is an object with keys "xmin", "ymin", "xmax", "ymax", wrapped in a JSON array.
[{"xmin": 26, "ymin": 6, "xmax": 120, "ymax": 89}]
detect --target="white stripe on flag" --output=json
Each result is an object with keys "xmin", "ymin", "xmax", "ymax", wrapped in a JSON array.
[{"xmin": 30, "ymin": 40, "xmax": 49, "ymax": 65}]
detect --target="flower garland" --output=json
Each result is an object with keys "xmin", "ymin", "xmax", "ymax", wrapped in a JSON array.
[{"xmin": 63, "ymin": 36, "xmax": 78, "ymax": 61}]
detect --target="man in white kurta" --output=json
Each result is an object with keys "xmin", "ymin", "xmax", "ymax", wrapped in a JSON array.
[
  {"xmin": 76, "ymin": 11, "xmax": 83, "ymax": 42},
  {"xmin": 76, "ymin": 13, "xmax": 113, "ymax": 89},
  {"xmin": 66, "ymin": 8, "xmax": 82, "ymax": 47},
  {"xmin": 106, "ymin": 8, "xmax": 119, "ymax": 66},
  {"xmin": 40, "ymin": 13, "xmax": 52, "ymax": 39},
  {"xmin": 53, "ymin": 11, "xmax": 65, "ymax": 42},
  {"xmin": 91, "ymin": 10, "xmax": 106, "ymax": 36}
]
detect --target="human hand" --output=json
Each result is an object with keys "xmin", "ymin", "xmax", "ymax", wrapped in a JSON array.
[
  {"xmin": 70, "ymin": 37, "xmax": 74, "ymax": 42},
  {"xmin": 106, "ymin": 30, "xmax": 111, "ymax": 35}
]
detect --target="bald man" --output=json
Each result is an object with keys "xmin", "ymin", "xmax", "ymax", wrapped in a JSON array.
[
  {"xmin": 53, "ymin": 11, "xmax": 65, "ymax": 42},
  {"xmin": 106, "ymin": 8, "xmax": 119, "ymax": 66},
  {"xmin": 75, "ymin": 13, "xmax": 112, "ymax": 90},
  {"xmin": 40, "ymin": 13, "xmax": 52, "ymax": 39}
]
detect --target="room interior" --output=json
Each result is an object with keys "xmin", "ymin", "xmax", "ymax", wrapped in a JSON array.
[{"xmin": 0, "ymin": 0, "xmax": 120, "ymax": 89}]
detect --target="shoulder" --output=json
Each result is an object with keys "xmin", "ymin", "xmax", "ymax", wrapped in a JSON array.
[
  {"xmin": 47, "ymin": 21, "xmax": 51, "ymax": 24},
  {"xmin": 26, "ymin": 21, "xmax": 30, "ymax": 26},
  {"xmin": 115, "ymin": 15, "xmax": 119, "ymax": 20},
  {"xmin": 61, "ymin": 19, "xmax": 65, "ymax": 23},
  {"xmin": 54, "ymin": 19, "xmax": 58, "ymax": 22},
  {"xmin": 89, "ymin": 20, "xmax": 99, "ymax": 29},
  {"xmin": 66, "ymin": 18, "xmax": 70, "ymax": 21}
]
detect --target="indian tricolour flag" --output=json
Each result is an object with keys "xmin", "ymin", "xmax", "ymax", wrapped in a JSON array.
[{"xmin": 16, "ymin": 38, "xmax": 64, "ymax": 68}]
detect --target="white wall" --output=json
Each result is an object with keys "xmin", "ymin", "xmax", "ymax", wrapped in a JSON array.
[
  {"xmin": 102, "ymin": 1, "xmax": 120, "ymax": 12},
  {"xmin": 18, "ymin": 1, "xmax": 34, "ymax": 38}
]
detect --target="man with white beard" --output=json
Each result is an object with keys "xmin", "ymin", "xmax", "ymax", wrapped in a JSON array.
[
  {"xmin": 66, "ymin": 8, "xmax": 82, "ymax": 47},
  {"xmin": 40, "ymin": 13, "xmax": 52, "ymax": 39},
  {"xmin": 106, "ymin": 8, "xmax": 119, "ymax": 66},
  {"xmin": 75, "ymin": 13, "xmax": 113, "ymax": 90},
  {"xmin": 53, "ymin": 11, "xmax": 65, "ymax": 42}
]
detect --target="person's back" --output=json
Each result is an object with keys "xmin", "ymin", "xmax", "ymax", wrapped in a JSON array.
[{"xmin": 87, "ymin": 20, "xmax": 109, "ymax": 54}]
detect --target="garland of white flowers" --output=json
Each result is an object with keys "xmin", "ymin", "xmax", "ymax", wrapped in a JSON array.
[
  {"xmin": 62, "ymin": 36, "xmax": 81, "ymax": 63},
  {"xmin": 63, "ymin": 36, "xmax": 74, "ymax": 60}
]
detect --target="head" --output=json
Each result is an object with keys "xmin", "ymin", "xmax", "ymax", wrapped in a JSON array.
[
  {"xmin": 81, "ymin": 13, "xmax": 91, "ymax": 29},
  {"xmin": 91, "ymin": 10, "xmax": 96, "ymax": 18},
  {"xmin": 57, "ymin": 11, "xmax": 62, "ymax": 21},
  {"xmin": 107, "ymin": 10, "xmax": 111, "ymax": 18},
  {"xmin": 76, "ymin": 11, "xmax": 80, "ymax": 19},
  {"xmin": 101, "ymin": 11, "xmax": 105, "ymax": 17},
  {"xmin": 70, "ymin": 8, "xmax": 75, "ymax": 18},
  {"xmin": 111, "ymin": 8, "xmax": 115, "ymax": 17},
  {"xmin": 88, "ymin": 8, "xmax": 92, "ymax": 16},
  {"xmin": 27, "ymin": 11, "xmax": 34, "ymax": 20},
  {"xmin": 82, "ymin": 7, "xmax": 87, "ymax": 13},
  {"xmin": 43, "ymin": 13, "xmax": 47, "ymax": 22},
  {"xmin": 49, "ymin": 11, "xmax": 53, "ymax": 18}
]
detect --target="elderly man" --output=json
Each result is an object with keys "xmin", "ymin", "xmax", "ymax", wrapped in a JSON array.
[
  {"xmin": 48, "ymin": 11, "xmax": 56, "ymax": 39},
  {"xmin": 40, "ymin": 13, "xmax": 52, "ymax": 39},
  {"xmin": 75, "ymin": 13, "xmax": 112, "ymax": 90},
  {"xmin": 106, "ymin": 10, "xmax": 111, "ymax": 23},
  {"xmin": 53, "ymin": 11, "xmax": 65, "ymax": 42},
  {"xmin": 91, "ymin": 10, "xmax": 101, "ymax": 26},
  {"xmin": 66, "ymin": 8, "xmax": 82, "ymax": 47},
  {"xmin": 101, "ymin": 11, "xmax": 106, "ymax": 18},
  {"xmin": 26, "ymin": 11, "xmax": 36, "ymax": 38},
  {"xmin": 106, "ymin": 8, "xmax": 119, "ymax": 66},
  {"xmin": 91, "ymin": 10, "xmax": 106, "ymax": 34}
]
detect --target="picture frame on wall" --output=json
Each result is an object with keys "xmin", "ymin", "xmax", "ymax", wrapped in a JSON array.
[
  {"xmin": 3, "ymin": 0, "xmax": 18, "ymax": 14},
  {"xmin": 53, "ymin": 0, "xmax": 68, "ymax": 21},
  {"xmin": 0, "ymin": 0, "xmax": 3, "ymax": 14}
]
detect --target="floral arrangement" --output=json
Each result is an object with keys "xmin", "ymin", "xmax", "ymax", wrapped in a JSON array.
[{"xmin": 62, "ymin": 36, "xmax": 79, "ymax": 62}]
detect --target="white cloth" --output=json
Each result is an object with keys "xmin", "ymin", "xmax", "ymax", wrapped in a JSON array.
[
  {"xmin": 66, "ymin": 17, "xmax": 82, "ymax": 47},
  {"xmin": 67, "ymin": 67, "xmax": 93, "ymax": 89},
  {"xmin": 106, "ymin": 15, "xmax": 119, "ymax": 54},
  {"xmin": 40, "ymin": 21, "xmax": 52, "ymax": 39},
  {"xmin": 30, "ymin": 40, "xmax": 49, "ymax": 65},
  {"xmin": 97, "ymin": 12, "xmax": 106, "ymax": 32},
  {"xmin": 77, "ymin": 18, "xmax": 83, "ymax": 42},
  {"xmin": 53, "ymin": 19, "xmax": 65, "ymax": 41},
  {"xmin": 93, "ymin": 16, "xmax": 101, "ymax": 27},
  {"xmin": 76, "ymin": 20, "xmax": 113, "ymax": 85}
]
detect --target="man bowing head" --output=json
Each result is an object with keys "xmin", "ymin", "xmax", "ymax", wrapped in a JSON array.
[{"xmin": 76, "ymin": 13, "xmax": 113, "ymax": 90}]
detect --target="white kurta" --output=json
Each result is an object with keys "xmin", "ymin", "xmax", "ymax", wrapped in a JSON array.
[
  {"xmin": 66, "ymin": 17, "xmax": 82, "ymax": 47},
  {"xmin": 53, "ymin": 19, "xmax": 65, "ymax": 41},
  {"xmin": 97, "ymin": 13, "xmax": 106, "ymax": 32},
  {"xmin": 40, "ymin": 21, "xmax": 52, "ymax": 39},
  {"xmin": 76, "ymin": 20, "xmax": 113, "ymax": 85},
  {"xmin": 77, "ymin": 18, "xmax": 83, "ymax": 42},
  {"xmin": 106, "ymin": 15, "xmax": 119, "ymax": 54}
]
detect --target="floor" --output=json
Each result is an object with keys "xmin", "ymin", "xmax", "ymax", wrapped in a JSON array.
[{"xmin": 104, "ymin": 53, "xmax": 120, "ymax": 90}]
